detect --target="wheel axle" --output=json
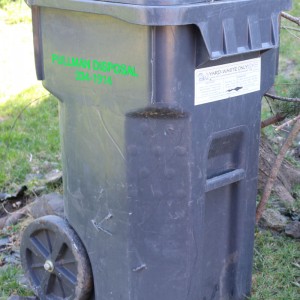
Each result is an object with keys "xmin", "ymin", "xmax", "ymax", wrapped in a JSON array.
[{"xmin": 43, "ymin": 260, "xmax": 54, "ymax": 273}]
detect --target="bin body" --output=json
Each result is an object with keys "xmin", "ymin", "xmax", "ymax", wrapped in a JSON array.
[{"xmin": 27, "ymin": 0, "xmax": 291, "ymax": 299}]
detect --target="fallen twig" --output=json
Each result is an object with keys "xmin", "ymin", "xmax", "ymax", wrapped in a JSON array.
[
  {"xmin": 265, "ymin": 93, "xmax": 300, "ymax": 103},
  {"xmin": 275, "ymin": 115, "xmax": 300, "ymax": 131},
  {"xmin": 261, "ymin": 113, "xmax": 286, "ymax": 128},
  {"xmin": 256, "ymin": 118, "xmax": 300, "ymax": 223},
  {"xmin": 281, "ymin": 12, "xmax": 300, "ymax": 26}
]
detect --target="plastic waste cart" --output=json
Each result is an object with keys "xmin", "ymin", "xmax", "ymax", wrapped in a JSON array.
[{"xmin": 20, "ymin": 0, "xmax": 292, "ymax": 299}]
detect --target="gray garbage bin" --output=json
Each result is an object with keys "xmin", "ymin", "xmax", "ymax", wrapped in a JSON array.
[{"xmin": 20, "ymin": 0, "xmax": 291, "ymax": 299}]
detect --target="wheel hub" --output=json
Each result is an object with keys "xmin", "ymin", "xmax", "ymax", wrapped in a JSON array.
[{"xmin": 44, "ymin": 260, "xmax": 54, "ymax": 273}]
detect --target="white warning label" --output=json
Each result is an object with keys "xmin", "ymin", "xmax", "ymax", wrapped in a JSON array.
[{"xmin": 194, "ymin": 57, "xmax": 261, "ymax": 105}]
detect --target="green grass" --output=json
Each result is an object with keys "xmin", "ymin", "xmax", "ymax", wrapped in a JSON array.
[
  {"xmin": 0, "ymin": 265, "xmax": 33, "ymax": 299},
  {"xmin": 261, "ymin": 2, "xmax": 300, "ymax": 131},
  {"xmin": 262, "ymin": 0, "xmax": 300, "ymax": 123},
  {"xmin": 251, "ymin": 231, "xmax": 300, "ymax": 300},
  {"xmin": 0, "ymin": 85, "xmax": 61, "ymax": 192},
  {"xmin": 0, "ymin": 222, "xmax": 34, "ymax": 299},
  {"xmin": 0, "ymin": 0, "xmax": 13, "ymax": 9},
  {"xmin": 263, "ymin": 1, "xmax": 300, "ymax": 123},
  {"xmin": 0, "ymin": 0, "xmax": 31, "ymax": 24},
  {"xmin": 275, "ymin": 1, "xmax": 300, "ymax": 96}
]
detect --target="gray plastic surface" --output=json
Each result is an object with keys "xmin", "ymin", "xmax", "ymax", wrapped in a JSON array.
[
  {"xmin": 25, "ymin": 0, "xmax": 291, "ymax": 299},
  {"xmin": 90, "ymin": 0, "xmax": 237, "ymax": 6},
  {"xmin": 27, "ymin": 0, "xmax": 291, "ymax": 80},
  {"xmin": 26, "ymin": 0, "xmax": 247, "ymax": 7}
]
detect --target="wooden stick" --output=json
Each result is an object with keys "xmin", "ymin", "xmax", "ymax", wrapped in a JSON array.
[
  {"xmin": 256, "ymin": 118, "xmax": 300, "ymax": 223},
  {"xmin": 265, "ymin": 93, "xmax": 300, "ymax": 103},
  {"xmin": 275, "ymin": 115, "xmax": 300, "ymax": 131},
  {"xmin": 281, "ymin": 12, "xmax": 300, "ymax": 26}
]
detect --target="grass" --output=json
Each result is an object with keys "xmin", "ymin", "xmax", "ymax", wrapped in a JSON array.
[
  {"xmin": 0, "ymin": 0, "xmax": 31, "ymax": 24},
  {"xmin": 275, "ymin": 1, "xmax": 300, "ymax": 96},
  {"xmin": 0, "ymin": 265, "xmax": 33, "ymax": 299},
  {"xmin": 251, "ymin": 231, "xmax": 300, "ymax": 300},
  {"xmin": 0, "ymin": 223, "xmax": 34, "ymax": 298},
  {"xmin": 0, "ymin": 85, "xmax": 61, "ymax": 193},
  {"xmin": 262, "ymin": 1, "xmax": 300, "ymax": 129}
]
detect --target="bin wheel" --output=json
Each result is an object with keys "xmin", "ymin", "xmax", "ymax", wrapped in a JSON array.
[{"xmin": 20, "ymin": 215, "xmax": 93, "ymax": 300}]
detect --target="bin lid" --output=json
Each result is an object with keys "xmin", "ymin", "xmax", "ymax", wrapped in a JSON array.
[
  {"xmin": 27, "ymin": 0, "xmax": 292, "ymax": 60},
  {"xmin": 95, "ymin": 0, "xmax": 231, "ymax": 6},
  {"xmin": 27, "ymin": 0, "xmax": 242, "ymax": 7}
]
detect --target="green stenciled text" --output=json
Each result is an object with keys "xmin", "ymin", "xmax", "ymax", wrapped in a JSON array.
[{"xmin": 51, "ymin": 53, "xmax": 138, "ymax": 86}]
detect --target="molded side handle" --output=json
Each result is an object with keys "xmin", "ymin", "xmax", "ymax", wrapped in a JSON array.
[{"xmin": 205, "ymin": 169, "xmax": 245, "ymax": 193}]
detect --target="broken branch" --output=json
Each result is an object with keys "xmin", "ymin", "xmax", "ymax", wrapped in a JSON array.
[
  {"xmin": 275, "ymin": 115, "xmax": 300, "ymax": 131},
  {"xmin": 281, "ymin": 12, "xmax": 300, "ymax": 26},
  {"xmin": 256, "ymin": 117, "xmax": 300, "ymax": 223},
  {"xmin": 265, "ymin": 93, "xmax": 300, "ymax": 103},
  {"xmin": 261, "ymin": 113, "xmax": 287, "ymax": 129}
]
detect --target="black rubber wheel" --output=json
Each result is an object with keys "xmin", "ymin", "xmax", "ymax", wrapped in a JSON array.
[{"xmin": 20, "ymin": 215, "xmax": 93, "ymax": 300}]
